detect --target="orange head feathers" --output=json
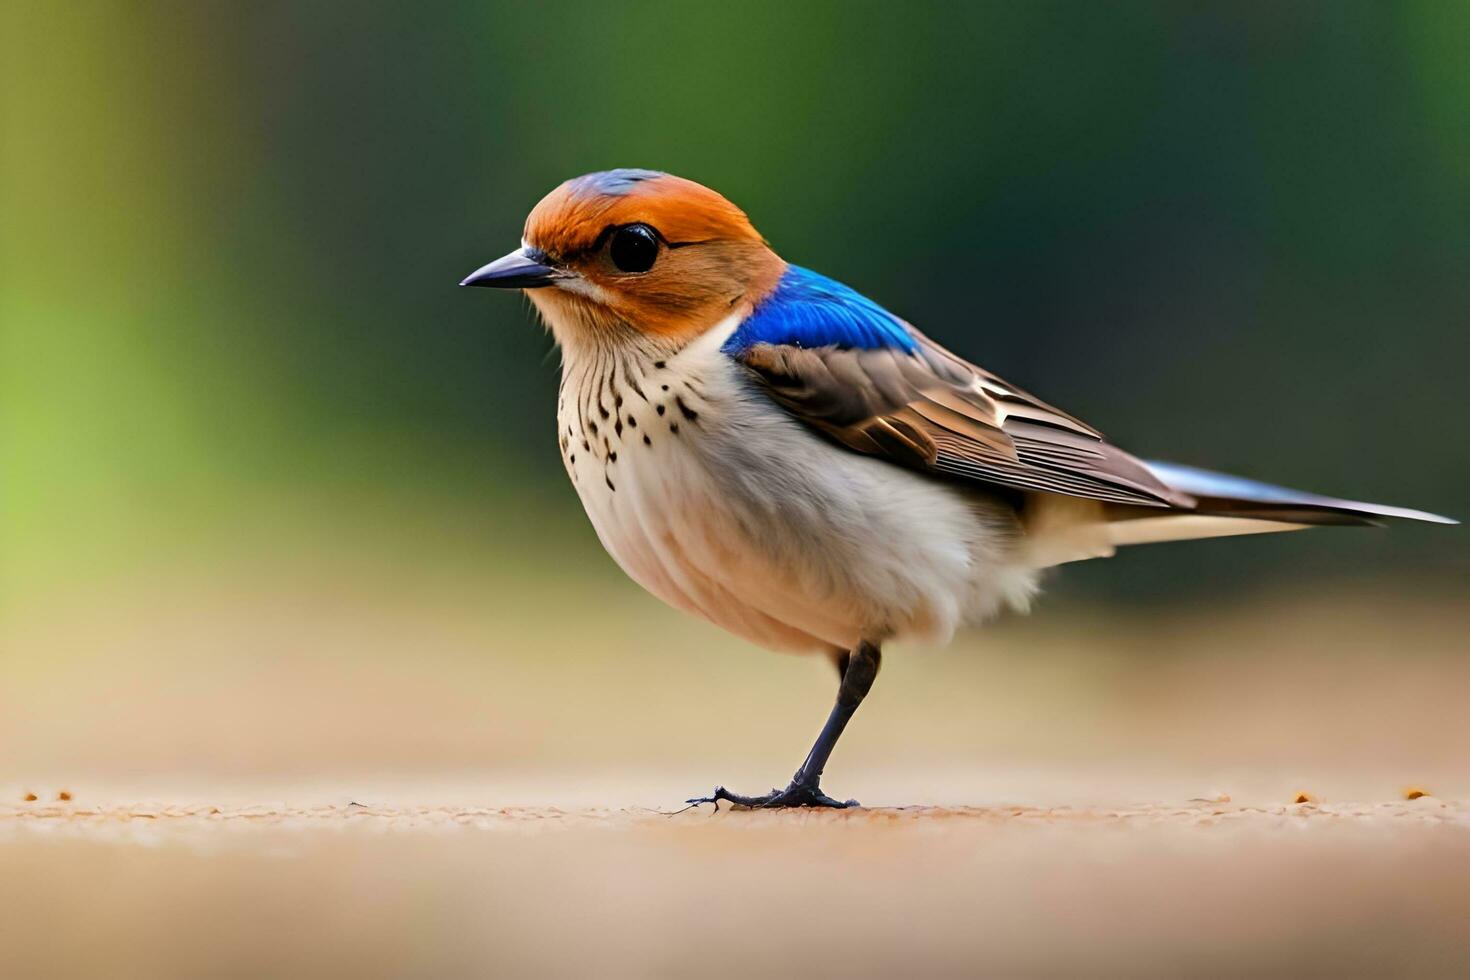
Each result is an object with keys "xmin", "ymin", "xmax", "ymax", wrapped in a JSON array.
[{"xmin": 463, "ymin": 170, "xmax": 785, "ymax": 342}]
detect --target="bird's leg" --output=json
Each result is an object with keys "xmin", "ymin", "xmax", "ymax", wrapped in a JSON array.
[{"xmin": 687, "ymin": 640, "xmax": 882, "ymax": 810}]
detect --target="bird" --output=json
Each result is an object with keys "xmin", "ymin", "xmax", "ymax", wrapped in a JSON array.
[{"xmin": 461, "ymin": 169, "xmax": 1455, "ymax": 809}]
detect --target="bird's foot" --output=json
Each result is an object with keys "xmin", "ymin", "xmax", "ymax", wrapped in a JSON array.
[{"xmin": 685, "ymin": 779, "xmax": 857, "ymax": 811}]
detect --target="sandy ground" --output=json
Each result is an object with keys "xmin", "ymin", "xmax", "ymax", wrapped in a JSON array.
[
  {"xmin": 4, "ymin": 570, "xmax": 1469, "ymax": 977},
  {"xmin": 3, "ymin": 787, "xmax": 1469, "ymax": 979}
]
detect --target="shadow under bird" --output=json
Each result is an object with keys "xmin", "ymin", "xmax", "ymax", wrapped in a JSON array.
[{"xmin": 461, "ymin": 169, "xmax": 1455, "ymax": 809}]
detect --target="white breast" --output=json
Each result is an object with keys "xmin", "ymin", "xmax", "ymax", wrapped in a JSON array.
[{"xmin": 555, "ymin": 316, "xmax": 1039, "ymax": 656}]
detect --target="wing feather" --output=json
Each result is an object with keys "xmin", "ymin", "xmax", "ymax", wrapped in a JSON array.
[
  {"xmin": 728, "ymin": 266, "xmax": 1452, "ymax": 529},
  {"xmin": 736, "ymin": 330, "xmax": 1192, "ymax": 509}
]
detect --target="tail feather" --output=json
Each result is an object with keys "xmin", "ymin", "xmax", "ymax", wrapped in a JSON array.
[
  {"xmin": 1021, "ymin": 460, "xmax": 1454, "ymax": 566},
  {"xmin": 1141, "ymin": 460, "xmax": 1458, "ymax": 527}
]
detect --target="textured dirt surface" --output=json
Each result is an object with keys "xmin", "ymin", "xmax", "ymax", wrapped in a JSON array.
[
  {"xmin": 4, "ymin": 794, "xmax": 1469, "ymax": 979},
  {"xmin": 2, "ymin": 796, "xmax": 1464, "ymax": 829},
  {"xmin": 6, "ymin": 585, "xmax": 1468, "ymax": 977}
]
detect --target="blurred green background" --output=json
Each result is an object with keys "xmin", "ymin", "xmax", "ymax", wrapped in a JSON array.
[
  {"xmin": 3, "ymin": 12, "xmax": 1469, "ymax": 976},
  {"xmin": 3, "ymin": 1, "xmax": 1465, "ymax": 614}
]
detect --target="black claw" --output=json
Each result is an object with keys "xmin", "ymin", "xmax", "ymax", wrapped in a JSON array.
[
  {"xmin": 684, "ymin": 788, "xmax": 727, "ymax": 813},
  {"xmin": 682, "ymin": 780, "xmax": 855, "ymax": 810}
]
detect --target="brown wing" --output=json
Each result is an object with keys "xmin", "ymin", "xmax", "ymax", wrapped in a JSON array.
[{"xmin": 736, "ymin": 330, "xmax": 1193, "ymax": 509}]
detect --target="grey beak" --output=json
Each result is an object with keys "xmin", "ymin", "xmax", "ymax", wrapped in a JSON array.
[{"xmin": 460, "ymin": 248, "xmax": 559, "ymax": 288}]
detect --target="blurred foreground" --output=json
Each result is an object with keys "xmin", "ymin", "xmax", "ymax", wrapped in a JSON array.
[
  {"xmin": 4, "ymin": 798, "xmax": 1468, "ymax": 979},
  {"xmin": 3, "ymin": 534, "xmax": 1469, "ymax": 977}
]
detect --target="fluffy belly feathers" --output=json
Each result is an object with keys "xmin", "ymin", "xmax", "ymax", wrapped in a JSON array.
[{"xmin": 556, "ymin": 328, "xmax": 1038, "ymax": 656}]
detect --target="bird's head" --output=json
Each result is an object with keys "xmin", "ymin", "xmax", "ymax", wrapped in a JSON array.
[{"xmin": 462, "ymin": 170, "xmax": 785, "ymax": 346}]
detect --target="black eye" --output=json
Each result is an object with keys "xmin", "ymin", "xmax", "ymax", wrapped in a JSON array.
[{"xmin": 609, "ymin": 224, "xmax": 659, "ymax": 273}]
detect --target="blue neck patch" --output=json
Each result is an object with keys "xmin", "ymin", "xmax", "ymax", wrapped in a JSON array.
[{"xmin": 722, "ymin": 265, "xmax": 917, "ymax": 355}]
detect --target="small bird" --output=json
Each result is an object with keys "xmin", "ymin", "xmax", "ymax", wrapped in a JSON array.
[{"xmin": 462, "ymin": 169, "xmax": 1454, "ymax": 809}]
